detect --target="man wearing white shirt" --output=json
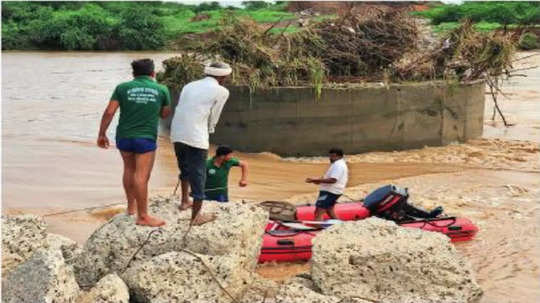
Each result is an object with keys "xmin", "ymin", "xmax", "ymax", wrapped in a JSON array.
[
  {"xmin": 306, "ymin": 148, "xmax": 349, "ymax": 221},
  {"xmin": 170, "ymin": 62, "xmax": 231, "ymax": 225}
]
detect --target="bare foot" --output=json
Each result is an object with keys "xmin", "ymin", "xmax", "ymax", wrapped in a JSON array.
[
  {"xmin": 191, "ymin": 213, "xmax": 217, "ymax": 226},
  {"xmin": 127, "ymin": 211, "xmax": 136, "ymax": 217},
  {"xmin": 136, "ymin": 215, "xmax": 166, "ymax": 227},
  {"xmin": 179, "ymin": 202, "xmax": 193, "ymax": 211}
]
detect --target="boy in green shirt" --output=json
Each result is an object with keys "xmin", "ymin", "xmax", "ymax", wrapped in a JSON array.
[{"xmin": 205, "ymin": 146, "xmax": 248, "ymax": 202}]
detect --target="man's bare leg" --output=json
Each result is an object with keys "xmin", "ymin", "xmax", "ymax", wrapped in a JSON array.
[
  {"xmin": 120, "ymin": 151, "xmax": 137, "ymax": 216},
  {"xmin": 327, "ymin": 206, "xmax": 338, "ymax": 220},
  {"xmin": 312, "ymin": 208, "xmax": 327, "ymax": 229},
  {"xmin": 179, "ymin": 179, "xmax": 192, "ymax": 210},
  {"xmin": 314, "ymin": 208, "xmax": 326, "ymax": 221},
  {"xmin": 191, "ymin": 200, "xmax": 216, "ymax": 226},
  {"xmin": 190, "ymin": 199, "xmax": 203, "ymax": 223},
  {"xmin": 133, "ymin": 151, "xmax": 165, "ymax": 227}
]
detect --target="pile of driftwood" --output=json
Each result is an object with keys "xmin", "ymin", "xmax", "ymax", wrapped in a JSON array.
[
  {"xmin": 159, "ymin": 12, "xmax": 326, "ymax": 94},
  {"xmin": 393, "ymin": 20, "xmax": 515, "ymax": 81},
  {"xmin": 158, "ymin": 9, "xmax": 519, "ymax": 113}
]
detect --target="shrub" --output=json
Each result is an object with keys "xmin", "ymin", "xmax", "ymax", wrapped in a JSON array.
[
  {"xmin": 416, "ymin": 2, "xmax": 540, "ymax": 26},
  {"xmin": 117, "ymin": 7, "xmax": 166, "ymax": 50},
  {"xmin": 518, "ymin": 32, "xmax": 538, "ymax": 50},
  {"xmin": 25, "ymin": 4, "xmax": 116, "ymax": 50},
  {"xmin": 1, "ymin": 22, "xmax": 33, "ymax": 49}
]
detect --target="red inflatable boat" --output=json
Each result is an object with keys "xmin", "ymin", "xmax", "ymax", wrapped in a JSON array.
[
  {"xmin": 259, "ymin": 215, "xmax": 478, "ymax": 263},
  {"xmin": 259, "ymin": 184, "xmax": 479, "ymax": 263},
  {"xmin": 259, "ymin": 229, "xmax": 316, "ymax": 263},
  {"xmin": 295, "ymin": 201, "xmax": 370, "ymax": 221}
]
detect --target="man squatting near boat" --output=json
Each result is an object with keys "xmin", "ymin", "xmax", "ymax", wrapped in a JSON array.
[{"xmin": 204, "ymin": 145, "xmax": 249, "ymax": 203}]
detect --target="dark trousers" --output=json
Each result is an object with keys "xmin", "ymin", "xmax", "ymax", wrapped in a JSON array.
[{"xmin": 173, "ymin": 142, "xmax": 207, "ymax": 201}]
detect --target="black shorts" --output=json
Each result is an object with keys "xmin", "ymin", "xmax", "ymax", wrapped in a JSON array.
[
  {"xmin": 174, "ymin": 142, "xmax": 208, "ymax": 201},
  {"xmin": 315, "ymin": 191, "xmax": 341, "ymax": 209}
]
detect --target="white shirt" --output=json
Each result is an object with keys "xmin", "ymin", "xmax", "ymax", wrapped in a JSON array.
[
  {"xmin": 170, "ymin": 77, "xmax": 229, "ymax": 149},
  {"xmin": 320, "ymin": 158, "xmax": 348, "ymax": 195}
]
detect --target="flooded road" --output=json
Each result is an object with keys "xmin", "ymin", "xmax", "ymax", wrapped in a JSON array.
[{"xmin": 2, "ymin": 51, "xmax": 540, "ymax": 303}]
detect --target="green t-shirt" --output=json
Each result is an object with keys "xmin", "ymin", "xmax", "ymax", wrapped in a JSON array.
[
  {"xmin": 111, "ymin": 76, "xmax": 171, "ymax": 140},
  {"xmin": 205, "ymin": 157, "xmax": 240, "ymax": 198}
]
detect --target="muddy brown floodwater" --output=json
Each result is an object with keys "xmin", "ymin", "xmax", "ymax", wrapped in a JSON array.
[{"xmin": 2, "ymin": 51, "xmax": 540, "ymax": 303}]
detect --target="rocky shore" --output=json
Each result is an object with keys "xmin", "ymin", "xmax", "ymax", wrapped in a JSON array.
[{"xmin": 2, "ymin": 198, "xmax": 482, "ymax": 303}]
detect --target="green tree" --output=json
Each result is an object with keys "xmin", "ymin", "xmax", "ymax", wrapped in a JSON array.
[
  {"xmin": 117, "ymin": 7, "xmax": 166, "ymax": 50},
  {"xmin": 417, "ymin": 2, "xmax": 540, "ymax": 26},
  {"xmin": 26, "ymin": 4, "xmax": 116, "ymax": 50},
  {"xmin": 193, "ymin": 2, "xmax": 221, "ymax": 13}
]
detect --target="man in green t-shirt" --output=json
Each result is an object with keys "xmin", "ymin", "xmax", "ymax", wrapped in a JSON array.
[
  {"xmin": 205, "ymin": 146, "xmax": 248, "ymax": 202},
  {"xmin": 97, "ymin": 58, "xmax": 171, "ymax": 227}
]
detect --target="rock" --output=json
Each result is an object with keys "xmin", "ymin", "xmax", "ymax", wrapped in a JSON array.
[
  {"xmin": 311, "ymin": 218, "xmax": 483, "ymax": 303},
  {"xmin": 123, "ymin": 251, "xmax": 253, "ymax": 303},
  {"xmin": 241, "ymin": 276, "xmax": 352, "ymax": 303},
  {"xmin": 1, "ymin": 215, "xmax": 47, "ymax": 276},
  {"xmin": 45, "ymin": 233, "xmax": 82, "ymax": 266},
  {"xmin": 271, "ymin": 276, "xmax": 372, "ymax": 303},
  {"xmin": 74, "ymin": 197, "xmax": 268, "ymax": 287},
  {"xmin": 240, "ymin": 274, "xmax": 280, "ymax": 302},
  {"xmin": 273, "ymin": 277, "xmax": 340, "ymax": 303},
  {"xmin": 1, "ymin": 252, "xmax": 24, "ymax": 281},
  {"xmin": 77, "ymin": 273, "xmax": 129, "ymax": 303},
  {"xmin": 338, "ymin": 298, "xmax": 373, "ymax": 303},
  {"xmin": 288, "ymin": 275, "xmax": 320, "ymax": 292},
  {"xmin": 2, "ymin": 248, "xmax": 80, "ymax": 303}
]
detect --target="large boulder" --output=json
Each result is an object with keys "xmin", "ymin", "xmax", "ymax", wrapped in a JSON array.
[
  {"xmin": 45, "ymin": 233, "xmax": 82, "ymax": 266},
  {"xmin": 1, "ymin": 215, "xmax": 47, "ymax": 276},
  {"xmin": 2, "ymin": 248, "xmax": 80, "ymax": 303},
  {"xmin": 123, "ymin": 251, "xmax": 252, "ymax": 303},
  {"xmin": 272, "ymin": 278, "xmax": 340, "ymax": 303},
  {"xmin": 1, "ymin": 252, "xmax": 24, "ymax": 281},
  {"xmin": 74, "ymin": 197, "xmax": 268, "ymax": 287},
  {"xmin": 311, "ymin": 218, "xmax": 483, "ymax": 303},
  {"xmin": 241, "ymin": 276, "xmax": 372, "ymax": 303},
  {"xmin": 77, "ymin": 273, "xmax": 129, "ymax": 303}
]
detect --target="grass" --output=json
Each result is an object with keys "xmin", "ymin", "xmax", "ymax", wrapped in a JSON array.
[
  {"xmin": 413, "ymin": 2, "xmax": 540, "ymax": 35},
  {"xmin": 432, "ymin": 21, "xmax": 505, "ymax": 33},
  {"xmin": 239, "ymin": 9, "xmax": 296, "ymax": 23},
  {"xmin": 474, "ymin": 21, "xmax": 504, "ymax": 31},
  {"xmin": 160, "ymin": 7, "xmax": 336, "ymax": 38},
  {"xmin": 411, "ymin": 2, "xmax": 540, "ymax": 25},
  {"xmin": 160, "ymin": 8, "xmax": 298, "ymax": 38},
  {"xmin": 268, "ymin": 26, "xmax": 301, "ymax": 35},
  {"xmin": 432, "ymin": 21, "xmax": 540, "ymax": 33}
]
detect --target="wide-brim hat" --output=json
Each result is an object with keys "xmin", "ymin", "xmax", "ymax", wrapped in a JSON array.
[{"xmin": 204, "ymin": 62, "xmax": 232, "ymax": 76}]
